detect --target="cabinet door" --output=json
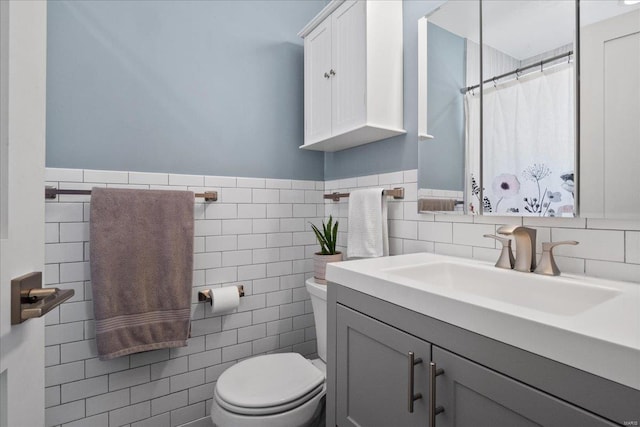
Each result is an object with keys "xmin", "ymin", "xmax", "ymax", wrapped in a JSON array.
[
  {"xmin": 331, "ymin": 0, "xmax": 366, "ymax": 136},
  {"xmin": 336, "ymin": 305, "xmax": 431, "ymax": 427},
  {"xmin": 432, "ymin": 347, "xmax": 618, "ymax": 427},
  {"xmin": 304, "ymin": 18, "xmax": 332, "ymax": 144},
  {"xmin": 580, "ymin": 10, "xmax": 640, "ymax": 219}
]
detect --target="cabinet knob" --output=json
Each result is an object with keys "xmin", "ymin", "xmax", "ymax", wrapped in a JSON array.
[
  {"xmin": 330, "ymin": 69, "xmax": 336, "ymax": 76},
  {"xmin": 324, "ymin": 72, "xmax": 330, "ymax": 79}
]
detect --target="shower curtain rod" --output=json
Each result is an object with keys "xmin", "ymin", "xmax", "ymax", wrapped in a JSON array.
[{"xmin": 460, "ymin": 50, "xmax": 573, "ymax": 94}]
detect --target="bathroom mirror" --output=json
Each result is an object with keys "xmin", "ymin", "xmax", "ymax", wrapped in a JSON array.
[
  {"xmin": 417, "ymin": 1, "xmax": 480, "ymax": 214},
  {"xmin": 418, "ymin": 0, "xmax": 640, "ymax": 220},
  {"xmin": 479, "ymin": 0, "xmax": 576, "ymax": 217}
]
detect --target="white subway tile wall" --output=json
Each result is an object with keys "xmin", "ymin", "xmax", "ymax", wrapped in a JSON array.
[
  {"xmin": 43, "ymin": 167, "xmax": 639, "ymax": 427},
  {"xmin": 44, "ymin": 168, "xmax": 324, "ymax": 427},
  {"xmin": 324, "ymin": 169, "xmax": 640, "ymax": 284}
]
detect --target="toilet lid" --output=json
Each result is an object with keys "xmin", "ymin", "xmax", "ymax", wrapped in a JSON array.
[{"xmin": 216, "ymin": 353, "xmax": 325, "ymax": 410}]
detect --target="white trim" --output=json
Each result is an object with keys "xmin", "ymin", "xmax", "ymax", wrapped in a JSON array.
[
  {"xmin": 298, "ymin": 0, "xmax": 345, "ymax": 38},
  {"xmin": 0, "ymin": 0, "xmax": 8, "ymax": 240},
  {"xmin": 417, "ymin": 17, "xmax": 430, "ymax": 141},
  {"xmin": 300, "ymin": 124, "xmax": 406, "ymax": 152}
]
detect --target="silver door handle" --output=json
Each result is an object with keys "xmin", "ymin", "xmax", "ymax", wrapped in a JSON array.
[
  {"xmin": 408, "ymin": 351, "xmax": 423, "ymax": 413},
  {"xmin": 429, "ymin": 362, "xmax": 445, "ymax": 427}
]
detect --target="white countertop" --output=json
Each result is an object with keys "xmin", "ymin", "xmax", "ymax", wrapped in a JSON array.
[{"xmin": 326, "ymin": 252, "xmax": 640, "ymax": 390}]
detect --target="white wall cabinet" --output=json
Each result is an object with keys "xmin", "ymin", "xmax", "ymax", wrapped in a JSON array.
[{"xmin": 299, "ymin": 0, "xmax": 405, "ymax": 152}]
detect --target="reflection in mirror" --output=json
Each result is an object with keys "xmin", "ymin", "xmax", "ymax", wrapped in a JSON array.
[
  {"xmin": 417, "ymin": 1, "xmax": 480, "ymax": 215},
  {"xmin": 580, "ymin": 1, "xmax": 640, "ymax": 220},
  {"xmin": 478, "ymin": 1, "xmax": 576, "ymax": 217}
]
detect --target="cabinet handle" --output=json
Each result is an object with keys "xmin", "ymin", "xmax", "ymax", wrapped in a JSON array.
[
  {"xmin": 324, "ymin": 72, "xmax": 330, "ymax": 79},
  {"xmin": 330, "ymin": 69, "xmax": 336, "ymax": 76},
  {"xmin": 429, "ymin": 362, "xmax": 445, "ymax": 427},
  {"xmin": 408, "ymin": 351, "xmax": 423, "ymax": 413}
]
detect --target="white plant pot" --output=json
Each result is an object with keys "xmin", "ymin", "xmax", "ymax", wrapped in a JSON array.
[{"xmin": 313, "ymin": 252, "xmax": 343, "ymax": 284}]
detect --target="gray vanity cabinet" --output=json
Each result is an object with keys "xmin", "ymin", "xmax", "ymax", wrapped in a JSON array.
[
  {"xmin": 432, "ymin": 347, "xmax": 618, "ymax": 427},
  {"xmin": 336, "ymin": 305, "xmax": 431, "ymax": 427},
  {"xmin": 327, "ymin": 284, "xmax": 636, "ymax": 427}
]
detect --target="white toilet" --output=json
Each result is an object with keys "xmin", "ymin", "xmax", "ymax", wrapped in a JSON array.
[{"xmin": 210, "ymin": 278, "xmax": 328, "ymax": 427}]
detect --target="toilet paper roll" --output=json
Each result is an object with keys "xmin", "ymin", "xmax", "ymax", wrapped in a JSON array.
[{"xmin": 209, "ymin": 287, "xmax": 240, "ymax": 314}]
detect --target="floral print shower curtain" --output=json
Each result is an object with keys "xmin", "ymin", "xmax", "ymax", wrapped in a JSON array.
[{"xmin": 466, "ymin": 63, "xmax": 575, "ymax": 216}]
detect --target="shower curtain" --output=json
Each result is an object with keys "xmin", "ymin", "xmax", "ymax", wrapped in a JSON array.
[{"xmin": 466, "ymin": 63, "xmax": 575, "ymax": 216}]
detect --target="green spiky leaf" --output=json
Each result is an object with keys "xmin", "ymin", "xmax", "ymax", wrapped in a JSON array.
[
  {"xmin": 331, "ymin": 220, "xmax": 338, "ymax": 253},
  {"xmin": 309, "ymin": 215, "xmax": 339, "ymax": 255}
]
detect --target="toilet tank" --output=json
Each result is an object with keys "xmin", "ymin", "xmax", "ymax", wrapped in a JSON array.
[{"xmin": 305, "ymin": 278, "xmax": 327, "ymax": 362}]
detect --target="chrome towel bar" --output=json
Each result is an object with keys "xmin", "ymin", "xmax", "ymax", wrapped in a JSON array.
[
  {"xmin": 324, "ymin": 187, "xmax": 404, "ymax": 202},
  {"xmin": 44, "ymin": 186, "xmax": 218, "ymax": 202}
]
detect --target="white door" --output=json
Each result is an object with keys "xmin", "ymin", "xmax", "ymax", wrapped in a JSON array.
[
  {"xmin": 304, "ymin": 18, "xmax": 333, "ymax": 145},
  {"xmin": 580, "ymin": 9, "xmax": 640, "ymax": 219},
  {"xmin": 0, "ymin": 2, "xmax": 48, "ymax": 426},
  {"xmin": 331, "ymin": 0, "xmax": 366, "ymax": 136}
]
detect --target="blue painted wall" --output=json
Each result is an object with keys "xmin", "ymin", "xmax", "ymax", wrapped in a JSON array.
[
  {"xmin": 46, "ymin": 0, "xmax": 326, "ymax": 180},
  {"xmin": 324, "ymin": 0, "xmax": 446, "ymax": 180},
  {"xmin": 418, "ymin": 22, "xmax": 465, "ymax": 191}
]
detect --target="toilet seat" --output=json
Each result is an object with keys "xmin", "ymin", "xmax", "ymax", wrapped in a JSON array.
[
  {"xmin": 214, "ymin": 353, "xmax": 325, "ymax": 416},
  {"xmin": 216, "ymin": 383, "xmax": 325, "ymax": 416}
]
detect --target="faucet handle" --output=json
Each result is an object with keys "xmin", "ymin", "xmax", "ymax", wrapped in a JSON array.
[
  {"xmin": 496, "ymin": 225, "xmax": 518, "ymax": 235},
  {"xmin": 541, "ymin": 241, "xmax": 579, "ymax": 252},
  {"xmin": 483, "ymin": 233, "xmax": 511, "ymax": 244},
  {"xmin": 484, "ymin": 234, "xmax": 515, "ymax": 269},
  {"xmin": 496, "ymin": 225, "xmax": 536, "ymax": 236},
  {"xmin": 535, "ymin": 241, "xmax": 579, "ymax": 276}
]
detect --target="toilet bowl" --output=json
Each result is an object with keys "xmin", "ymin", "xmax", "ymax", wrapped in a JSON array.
[{"xmin": 211, "ymin": 278, "xmax": 327, "ymax": 427}]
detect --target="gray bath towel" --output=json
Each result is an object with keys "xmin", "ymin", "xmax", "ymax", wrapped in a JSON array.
[{"xmin": 90, "ymin": 187, "xmax": 194, "ymax": 360}]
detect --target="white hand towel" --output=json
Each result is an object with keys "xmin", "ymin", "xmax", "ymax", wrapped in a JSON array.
[{"xmin": 347, "ymin": 188, "xmax": 389, "ymax": 258}]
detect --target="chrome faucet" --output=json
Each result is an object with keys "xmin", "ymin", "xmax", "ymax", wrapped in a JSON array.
[
  {"xmin": 497, "ymin": 225, "xmax": 537, "ymax": 272},
  {"xmin": 534, "ymin": 241, "xmax": 579, "ymax": 276}
]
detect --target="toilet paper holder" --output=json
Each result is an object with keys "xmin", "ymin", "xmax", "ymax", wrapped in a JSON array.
[{"xmin": 198, "ymin": 285, "xmax": 245, "ymax": 306}]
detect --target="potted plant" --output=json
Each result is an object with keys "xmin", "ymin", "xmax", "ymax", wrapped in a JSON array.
[{"xmin": 310, "ymin": 215, "xmax": 342, "ymax": 284}]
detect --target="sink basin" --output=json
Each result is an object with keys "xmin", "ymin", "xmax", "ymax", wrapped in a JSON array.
[
  {"xmin": 382, "ymin": 261, "xmax": 620, "ymax": 316},
  {"xmin": 327, "ymin": 252, "xmax": 639, "ymax": 390}
]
